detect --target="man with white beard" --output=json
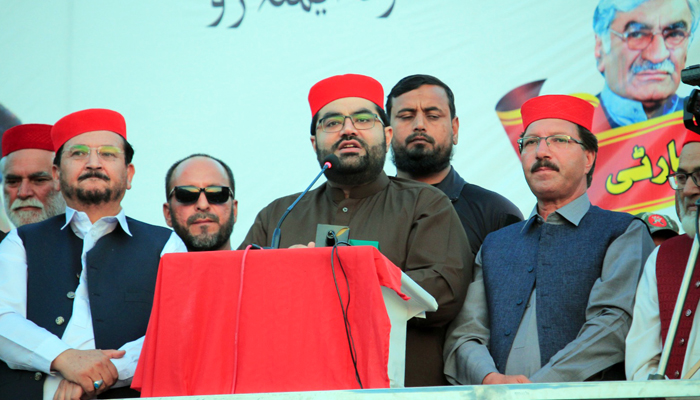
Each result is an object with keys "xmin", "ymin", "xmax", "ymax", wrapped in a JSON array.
[
  {"xmin": 1, "ymin": 124, "xmax": 65, "ymax": 230},
  {"xmin": 626, "ymin": 140, "xmax": 700, "ymax": 380}
]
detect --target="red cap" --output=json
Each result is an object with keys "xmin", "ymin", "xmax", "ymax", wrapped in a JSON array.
[
  {"xmin": 521, "ymin": 95, "xmax": 594, "ymax": 132},
  {"xmin": 2, "ymin": 124, "xmax": 54, "ymax": 157},
  {"xmin": 51, "ymin": 109, "xmax": 126, "ymax": 151},
  {"xmin": 308, "ymin": 74, "xmax": 384, "ymax": 117}
]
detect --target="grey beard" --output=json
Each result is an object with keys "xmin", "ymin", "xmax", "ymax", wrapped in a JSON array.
[
  {"xmin": 5, "ymin": 190, "xmax": 66, "ymax": 227},
  {"xmin": 682, "ymin": 211, "xmax": 698, "ymax": 238},
  {"xmin": 170, "ymin": 206, "xmax": 234, "ymax": 252}
]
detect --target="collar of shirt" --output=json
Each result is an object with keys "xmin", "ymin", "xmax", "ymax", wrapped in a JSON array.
[
  {"xmin": 601, "ymin": 83, "xmax": 679, "ymax": 127},
  {"xmin": 326, "ymin": 171, "xmax": 390, "ymax": 202},
  {"xmin": 433, "ymin": 166, "xmax": 465, "ymax": 201},
  {"xmin": 521, "ymin": 192, "xmax": 591, "ymax": 232},
  {"xmin": 61, "ymin": 206, "xmax": 132, "ymax": 239}
]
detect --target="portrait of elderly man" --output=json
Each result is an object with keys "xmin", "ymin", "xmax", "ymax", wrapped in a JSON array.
[
  {"xmin": 1, "ymin": 124, "xmax": 65, "ymax": 230},
  {"xmin": 593, "ymin": 0, "xmax": 700, "ymax": 130},
  {"xmin": 444, "ymin": 95, "xmax": 654, "ymax": 385}
]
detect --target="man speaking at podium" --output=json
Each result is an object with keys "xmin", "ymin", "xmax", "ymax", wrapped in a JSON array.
[{"xmin": 240, "ymin": 74, "xmax": 473, "ymax": 387}]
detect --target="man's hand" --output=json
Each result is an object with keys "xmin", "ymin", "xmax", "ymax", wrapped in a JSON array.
[
  {"xmin": 50, "ymin": 349, "xmax": 125, "ymax": 397},
  {"xmin": 53, "ymin": 379, "xmax": 87, "ymax": 400},
  {"xmin": 289, "ymin": 241, "xmax": 316, "ymax": 249},
  {"xmin": 482, "ymin": 372, "xmax": 531, "ymax": 384}
]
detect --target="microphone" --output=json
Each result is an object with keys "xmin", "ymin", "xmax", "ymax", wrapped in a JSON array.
[{"xmin": 270, "ymin": 154, "xmax": 339, "ymax": 249}]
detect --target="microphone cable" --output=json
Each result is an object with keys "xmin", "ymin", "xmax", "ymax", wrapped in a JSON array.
[
  {"xmin": 328, "ymin": 232, "xmax": 363, "ymax": 389},
  {"xmin": 231, "ymin": 244, "xmax": 254, "ymax": 393}
]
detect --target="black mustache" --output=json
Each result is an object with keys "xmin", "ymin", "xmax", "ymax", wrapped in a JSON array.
[
  {"xmin": 78, "ymin": 171, "xmax": 110, "ymax": 181},
  {"xmin": 332, "ymin": 136, "xmax": 368, "ymax": 151},
  {"xmin": 531, "ymin": 159, "xmax": 559, "ymax": 173},
  {"xmin": 406, "ymin": 132, "xmax": 435, "ymax": 144}
]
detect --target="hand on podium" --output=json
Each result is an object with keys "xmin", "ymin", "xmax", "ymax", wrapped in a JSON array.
[
  {"xmin": 482, "ymin": 372, "xmax": 531, "ymax": 385},
  {"xmin": 289, "ymin": 242, "xmax": 316, "ymax": 249}
]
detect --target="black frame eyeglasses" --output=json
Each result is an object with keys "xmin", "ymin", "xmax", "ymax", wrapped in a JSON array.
[
  {"xmin": 668, "ymin": 171, "xmax": 700, "ymax": 190},
  {"xmin": 317, "ymin": 112, "xmax": 384, "ymax": 133},
  {"xmin": 169, "ymin": 186, "xmax": 233, "ymax": 204}
]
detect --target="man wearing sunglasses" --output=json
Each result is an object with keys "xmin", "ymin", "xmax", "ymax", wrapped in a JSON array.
[
  {"xmin": 240, "ymin": 74, "xmax": 473, "ymax": 387},
  {"xmin": 444, "ymin": 95, "xmax": 654, "ymax": 385},
  {"xmin": 0, "ymin": 109, "xmax": 186, "ymax": 400},
  {"xmin": 163, "ymin": 154, "xmax": 237, "ymax": 252},
  {"xmin": 627, "ymin": 139, "xmax": 700, "ymax": 380},
  {"xmin": 1, "ymin": 124, "xmax": 65, "ymax": 229},
  {"xmin": 592, "ymin": 0, "xmax": 697, "ymax": 129}
]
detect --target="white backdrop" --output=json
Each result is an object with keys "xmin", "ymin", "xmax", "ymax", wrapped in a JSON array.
[{"xmin": 2, "ymin": 0, "xmax": 698, "ymax": 247}]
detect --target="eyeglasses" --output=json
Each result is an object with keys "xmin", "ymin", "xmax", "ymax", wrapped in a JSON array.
[
  {"xmin": 317, "ymin": 113, "xmax": 384, "ymax": 133},
  {"xmin": 516, "ymin": 135, "xmax": 584, "ymax": 153},
  {"xmin": 65, "ymin": 145, "xmax": 123, "ymax": 161},
  {"xmin": 610, "ymin": 27, "xmax": 689, "ymax": 50},
  {"xmin": 169, "ymin": 186, "xmax": 233, "ymax": 204},
  {"xmin": 668, "ymin": 171, "xmax": 700, "ymax": 190}
]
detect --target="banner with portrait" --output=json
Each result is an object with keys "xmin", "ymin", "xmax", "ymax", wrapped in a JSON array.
[{"xmin": 1, "ymin": 0, "xmax": 698, "ymax": 241}]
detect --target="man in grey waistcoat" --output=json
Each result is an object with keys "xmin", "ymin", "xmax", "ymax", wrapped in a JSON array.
[{"xmin": 443, "ymin": 94, "xmax": 654, "ymax": 384}]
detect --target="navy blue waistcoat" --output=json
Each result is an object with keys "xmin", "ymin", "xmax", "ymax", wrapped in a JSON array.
[
  {"xmin": 480, "ymin": 206, "xmax": 633, "ymax": 374},
  {"xmin": 0, "ymin": 214, "xmax": 171, "ymax": 400}
]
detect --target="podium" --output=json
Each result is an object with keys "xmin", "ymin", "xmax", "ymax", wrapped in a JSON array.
[{"xmin": 132, "ymin": 246, "xmax": 437, "ymax": 397}]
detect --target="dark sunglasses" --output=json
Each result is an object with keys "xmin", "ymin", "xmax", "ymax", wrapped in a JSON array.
[{"xmin": 169, "ymin": 186, "xmax": 233, "ymax": 205}]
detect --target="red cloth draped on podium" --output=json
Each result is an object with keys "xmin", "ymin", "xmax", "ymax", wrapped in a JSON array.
[{"xmin": 132, "ymin": 246, "xmax": 408, "ymax": 396}]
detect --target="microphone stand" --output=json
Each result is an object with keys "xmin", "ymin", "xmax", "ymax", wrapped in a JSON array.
[
  {"xmin": 649, "ymin": 199, "xmax": 700, "ymax": 380},
  {"xmin": 269, "ymin": 162, "xmax": 332, "ymax": 249}
]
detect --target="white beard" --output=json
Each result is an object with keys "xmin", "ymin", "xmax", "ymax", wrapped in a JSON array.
[{"xmin": 682, "ymin": 210, "xmax": 698, "ymax": 238}]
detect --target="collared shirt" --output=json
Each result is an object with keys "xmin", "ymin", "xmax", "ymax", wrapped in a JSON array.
[
  {"xmin": 626, "ymin": 246, "xmax": 700, "ymax": 380},
  {"xmin": 240, "ymin": 171, "xmax": 473, "ymax": 386},
  {"xmin": 433, "ymin": 167, "xmax": 523, "ymax": 256},
  {"xmin": 600, "ymin": 84, "xmax": 682, "ymax": 129},
  {"xmin": 0, "ymin": 207, "xmax": 186, "ymax": 400},
  {"xmin": 444, "ymin": 193, "xmax": 655, "ymax": 384}
]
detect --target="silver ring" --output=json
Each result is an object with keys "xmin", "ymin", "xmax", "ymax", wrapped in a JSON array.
[{"xmin": 93, "ymin": 380, "xmax": 103, "ymax": 390}]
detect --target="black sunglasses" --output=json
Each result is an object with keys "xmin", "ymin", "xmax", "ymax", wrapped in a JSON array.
[{"xmin": 169, "ymin": 186, "xmax": 233, "ymax": 205}]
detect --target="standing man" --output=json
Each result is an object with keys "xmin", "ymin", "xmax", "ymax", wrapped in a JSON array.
[
  {"xmin": 444, "ymin": 95, "xmax": 654, "ymax": 384},
  {"xmin": 163, "ymin": 154, "xmax": 237, "ymax": 251},
  {"xmin": 1, "ymin": 124, "xmax": 65, "ymax": 229},
  {"xmin": 241, "ymin": 74, "xmax": 473, "ymax": 387},
  {"xmin": 0, "ymin": 109, "xmax": 186, "ymax": 400},
  {"xmin": 387, "ymin": 74, "xmax": 523, "ymax": 256},
  {"xmin": 592, "ymin": 0, "xmax": 698, "ymax": 129},
  {"xmin": 627, "ymin": 140, "xmax": 700, "ymax": 380}
]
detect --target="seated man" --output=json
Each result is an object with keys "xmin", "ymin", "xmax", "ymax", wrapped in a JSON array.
[
  {"xmin": 1, "ymin": 124, "xmax": 65, "ymax": 228},
  {"xmin": 444, "ymin": 95, "xmax": 654, "ymax": 384},
  {"xmin": 627, "ymin": 140, "xmax": 700, "ymax": 380},
  {"xmin": 163, "ymin": 154, "xmax": 237, "ymax": 251},
  {"xmin": 240, "ymin": 74, "xmax": 473, "ymax": 387},
  {"xmin": 0, "ymin": 109, "xmax": 186, "ymax": 399}
]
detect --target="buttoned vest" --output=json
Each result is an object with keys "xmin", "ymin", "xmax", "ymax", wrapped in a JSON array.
[
  {"xmin": 656, "ymin": 234, "xmax": 700, "ymax": 379},
  {"xmin": 481, "ymin": 206, "xmax": 633, "ymax": 374},
  {"xmin": 0, "ymin": 214, "xmax": 171, "ymax": 400}
]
